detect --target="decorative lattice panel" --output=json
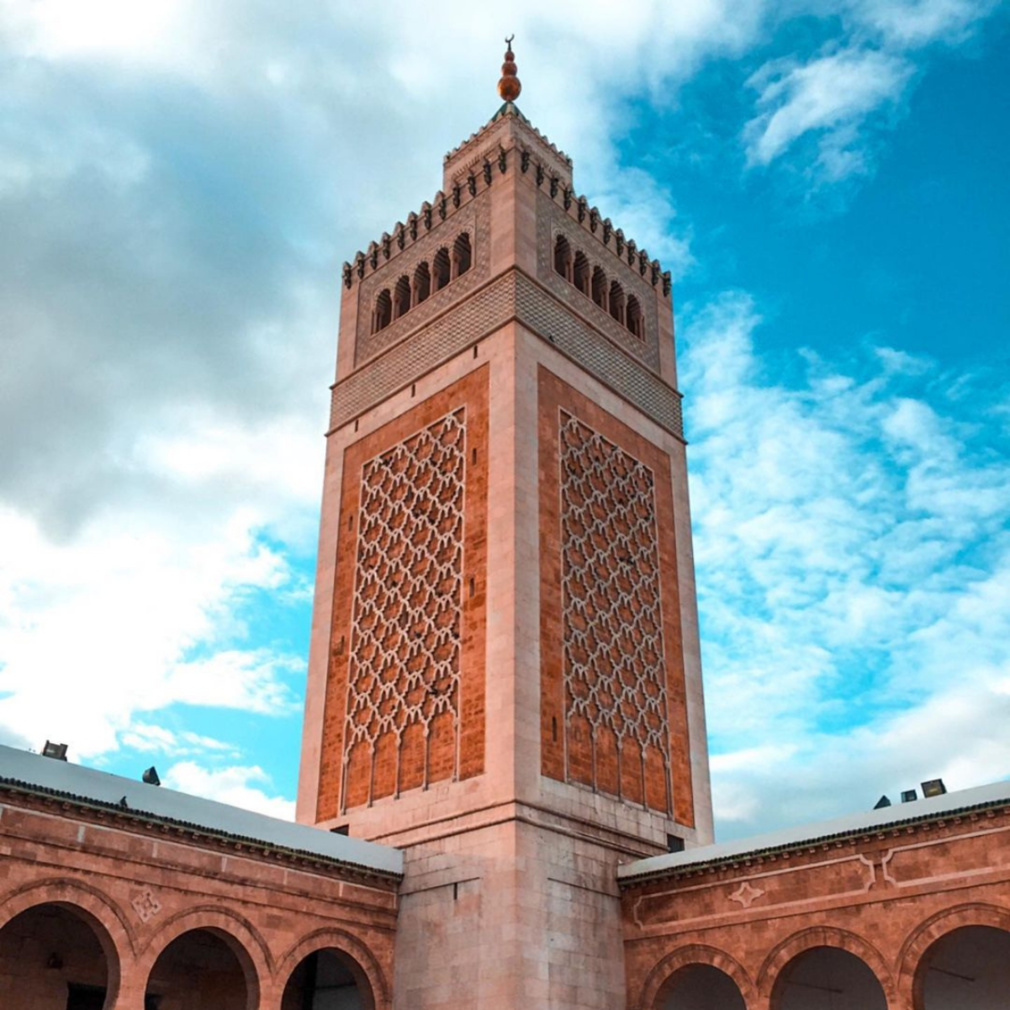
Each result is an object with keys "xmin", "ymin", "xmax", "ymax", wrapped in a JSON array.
[
  {"xmin": 559, "ymin": 411, "xmax": 671, "ymax": 810},
  {"xmin": 342, "ymin": 409, "xmax": 466, "ymax": 810}
]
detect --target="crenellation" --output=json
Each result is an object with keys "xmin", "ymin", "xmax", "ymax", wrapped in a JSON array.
[
  {"xmin": 343, "ymin": 149, "xmax": 502, "ymax": 292},
  {"xmin": 516, "ymin": 148, "xmax": 671, "ymax": 303}
]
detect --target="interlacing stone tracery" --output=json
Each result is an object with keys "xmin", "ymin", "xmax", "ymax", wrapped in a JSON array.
[
  {"xmin": 559, "ymin": 412, "xmax": 671, "ymax": 808},
  {"xmin": 343, "ymin": 409, "xmax": 466, "ymax": 809}
]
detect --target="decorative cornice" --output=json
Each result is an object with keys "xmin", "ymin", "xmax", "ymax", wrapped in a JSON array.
[
  {"xmin": 0, "ymin": 777, "xmax": 403, "ymax": 888},
  {"xmin": 617, "ymin": 797, "xmax": 1010, "ymax": 890}
]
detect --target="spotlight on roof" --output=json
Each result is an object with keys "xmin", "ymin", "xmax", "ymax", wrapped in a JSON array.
[
  {"xmin": 142, "ymin": 766, "xmax": 161, "ymax": 787},
  {"xmin": 901, "ymin": 788, "xmax": 918, "ymax": 803},
  {"xmin": 874, "ymin": 795, "xmax": 892, "ymax": 809},
  {"xmin": 41, "ymin": 740, "xmax": 68, "ymax": 761},
  {"xmin": 921, "ymin": 778, "xmax": 947, "ymax": 798}
]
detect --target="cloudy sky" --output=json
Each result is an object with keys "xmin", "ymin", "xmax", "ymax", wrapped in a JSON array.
[{"xmin": 1, "ymin": 0, "xmax": 1007, "ymax": 840}]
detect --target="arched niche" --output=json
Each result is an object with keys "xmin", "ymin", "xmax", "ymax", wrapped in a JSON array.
[
  {"xmin": 281, "ymin": 946, "xmax": 376, "ymax": 1010},
  {"xmin": 772, "ymin": 946, "xmax": 887, "ymax": 1010},
  {"xmin": 917, "ymin": 924, "xmax": 1010, "ymax": 1009},
  {"xmin": 0, "ymin": 902, "xmax": 116, "ymax": 1010},
  {"xmin": 145, "ymin": 927, "xmax": 256, "ymax": 1010},
  {"xmin": 657, "ymin": 962, "xmax": 747, "ymax": 1010}
]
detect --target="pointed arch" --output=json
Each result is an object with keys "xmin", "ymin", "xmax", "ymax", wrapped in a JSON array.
[
  {"xmin": 413, "ymin": 261, "xmax": 431, "ymax": 306},
  {"xmin": 591, "ymin": 266, "xmax": 608, "ymax": 310},
  {"xmin": 626, "ymin": 294, "xmax": 644, "ymax": 338},
  {"xmin": 554, "ymin": 234, "xmax": 572, "ymax": 281},
  {"xmin": 609, "ymin": 280, "xmax": 625, "ymax": 325},
  {"xmin": 392, "ymin": 276, "xmax": 411, "ymax": 320},
  {"xmin": 452, "ymin": 232, "xmax": 472, "ymax": 278},
  {"xmin": 372, "ymin": 289, "xmax": 391, "ymax": 333},
  {"xmin": 432, "ymin": 248, "xmax": 451, "ymax": 290}
]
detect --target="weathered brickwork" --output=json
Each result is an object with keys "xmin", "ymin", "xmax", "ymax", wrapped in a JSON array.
[
  {"xmin": 330, "ymin": 270, "xmax": 684, "ymax": 441},
  {"xmin": 538, "ymin": 367, "xmax": 695, "ymax": 827},
  {"xmin": 317, "ymin": 368, "xmax": 489, "ymax": 820},
  {"xmin": 355, "ymin": 192, "xmax": 491, "ymax": 364},
  {"xmin": 620, "ymin": 800, "xmax": 1010, "ymax": 1010}
]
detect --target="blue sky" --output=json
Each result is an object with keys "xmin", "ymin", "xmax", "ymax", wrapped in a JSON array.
[{"xmin": 1, "ymin": 0, "xmax": 1007, "ymax": 839}]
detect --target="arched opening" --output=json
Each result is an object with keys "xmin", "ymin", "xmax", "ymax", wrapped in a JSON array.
[
  {"xmin": 919, "ymin": 925, "xmax": 1010, "ymax": 1009},
  {"xmin": 145, "ymin": 928, "xmax": 252, "ymax": 1010},
  {"xmin": 554, "ymin": 234, "xmax": 572, "ymax": 280},
  {"xmin": 372, "ymin": 290, "xmax": 391, "ymax": 333},
  {"xmin": 432, "ymin": 248, "xmax": 451, "ymax": 291},
  {"xmin": 452, "ymin": 233, "xmax": 472, "ymax": 278},
  {"xmin": 591, "ymin": 266, "xmax": 608, "ymax": 310},
  {"xmin": 658, "ymin": 963, "xmax": 746, "ymax": 1009},
  {"xmin": 392, "ymin": 276, "xmax": 411, "ymax": 320},
  {"xmin": 413, "ymin": 261, "xmax": 431, "ymax": 306},
  {"xmin": 573, "ymin": 252, "xmax": 590, "ymax": 295},
  {"xmin": 0, "ymin": 903, "xmax": 114, "ymax": 1010},
  {"xmin": 773, "ymin": 947, "xmax": 886, "ymax": 1010},
  {"xmin": 282, "ymin": 947, "xmax": 375, "ymax": 1010},
  {"xmin": 626, "ymin": 294, "xmax": 644, "ymax": 338},
  {"xmin": 609, "ymin": 280, "xmax": 626, "ymax": 325}
]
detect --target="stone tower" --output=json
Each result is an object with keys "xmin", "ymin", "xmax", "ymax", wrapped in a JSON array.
[{"xmin": 297, "ymin": 42, "xmax": 713, "ymax": 1009}]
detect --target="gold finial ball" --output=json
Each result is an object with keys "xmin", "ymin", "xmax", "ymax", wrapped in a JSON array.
[
  {"xmin": 497, "ymin": 36, "xmax": 521, "ymax": 101},
  {"xmin": 498, "ymin": 73, "xmax": 522, "ymax": 101}
]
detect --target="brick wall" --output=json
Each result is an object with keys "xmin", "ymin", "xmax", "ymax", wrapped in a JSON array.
[
  {"xmin": 538, "ymin": 366, "xmax": 694, "ymax": 826},
  {"xmin": 317, "ymin": 367, "xmax": 489, "ymax": 820}
]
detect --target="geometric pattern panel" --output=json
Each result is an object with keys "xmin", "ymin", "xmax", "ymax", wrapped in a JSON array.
[
  {"xmin": 342, "ymin": 408, "xmax": 466, "ymax": 810},
  {"xmin": 559, "ymin": 411, "xmax": 671, "ymax": 812}
]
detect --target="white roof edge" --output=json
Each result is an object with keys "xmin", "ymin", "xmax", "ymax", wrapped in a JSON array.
[
  {"xmin": 619, "ymin": 778, "xmax": 1010, "ymax": 882},
  {"xmin": 0, "ymin": 744, "xmax": 403, "ymax": 877}
]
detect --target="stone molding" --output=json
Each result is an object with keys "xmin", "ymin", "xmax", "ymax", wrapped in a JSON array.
[
  {"xmin": 277, "ymin": 927, "xmax": 392, "ymax": 1008},
  {"xmin": 329, "ymin": 270, "xmax": 684, "ymax": 441},
  {"xmin": 630, "ymin": 852, "xmax": 877, "ymax": 931},
  {"xmin": 634, "ymin": 943, "xmax": 757, "ymax": 1010},
  {"xmin": 757, "ymin": 925, "xmax": 895, "ymax": 1002},
  {"xmin": 897, "ymin": 900, "xmax": 1010, "ymax": 1006}
]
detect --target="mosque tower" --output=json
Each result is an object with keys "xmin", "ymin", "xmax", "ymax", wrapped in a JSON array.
[{"xmin": 297, "ymin": 40, "xmax": 713, "ymax": 1007}]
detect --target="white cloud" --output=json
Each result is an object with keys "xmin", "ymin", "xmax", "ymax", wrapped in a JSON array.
[
  {"xmin": 850, "ymin": 0, "xmax": 1001, "ymax": 47},
  {"xmin": 0, "ymin": 0, "xmax": 1005, "ymax": 826},
  {"xmin": 744, "ymin": 47, "xmax": 913, "ymax": 174},
  {"xmin": 0, "ymin": 499, "xmax": 303, "ymax": 758},
  {"xmin": 682, "ymin": 294, "xmax": 1010, "ymax": 837},
  {"xmin": 162, "ymin": 760, "xmax": 295, "ymax": 820}
]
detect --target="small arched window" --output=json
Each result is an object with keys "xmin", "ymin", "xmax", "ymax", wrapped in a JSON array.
[
  {"xmin": 609, "ymin": 280, "xmax": 625, "ymax": 325},
  {"xmin": 413, "ymin": 262, "xmax": 431, "ymax": 306},
  {"xmin": 573, "ymin": 252, "xmax": 590, "ymax": 295},
  {"xmin": 554, "ymin": 235, "xmax": 572, "ymax": 280},
  {"xmin": 626, "ymin": 295, "xmax": 643, "ymax": 338},
  {"xmin": 453, "ymin": 233, "xmax": 472, "ymax": 278},
  {"xmin": 591, "ymin": 267, "xmax": 608, "ymax": 310},
  {"xmin": 393, "ymin": 276, "xmax": 411, "ymax": 320},
  {"xmin": 373, "ymin": 289, "xmax": 392, "ymax": 333},
  {"xmin": 433, "ymin": 248, "xmax": 451, "ymax": 291}
]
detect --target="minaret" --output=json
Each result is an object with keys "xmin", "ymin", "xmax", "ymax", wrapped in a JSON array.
[{"xmin": 297, "ymin": 39, "xmax": 712, "ymax": 1008}]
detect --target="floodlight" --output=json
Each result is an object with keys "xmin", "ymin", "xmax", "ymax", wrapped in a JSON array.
[
  {"xmin": 921, "ymin": 778, "xmax": 946, "ymax": 798},
  {"xmin": 901, "ymin": 789, "xmax": 918, "ymax": 803},
  {"xmin": 41, "ymin": 740, "xmax": 68, "ymax": 761},
  {"xmin": 142, "ymin": 766, "xmax": 161, "ymax": 787},
  {"xmin": 874, "ymin": 795, "xmax": 892, "ymax": 809}
]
